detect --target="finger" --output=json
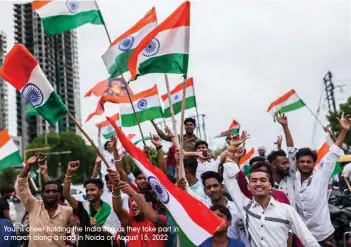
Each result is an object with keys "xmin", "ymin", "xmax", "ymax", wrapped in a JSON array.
[
  {"xmin": 342, "ymin": 112, "xmax": 345, "ymax": 119},
  {"xmin": 243, "ymin": 142, "xmax": 246, "ymax": 148}
]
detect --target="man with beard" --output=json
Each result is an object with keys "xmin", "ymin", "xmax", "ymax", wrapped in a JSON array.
[
  {"xmin": 63, "ymin": 161, "xmax": 118, "ymax": 247},
  {"xmin": 199, "ymin": 205, "xmax": 245, "ymax": 247},
  {"xmin": 15, "ymin": 153, "xmax": 76, "ymax": 247}
]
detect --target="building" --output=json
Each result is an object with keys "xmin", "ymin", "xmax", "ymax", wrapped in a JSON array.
[
  {"xmin": 0, "ymin": 31, "xmax": 8, "ymax": 131},
  {"xmin": 14, "ymin": 3, "xmax": 81, "ymax": 147}
]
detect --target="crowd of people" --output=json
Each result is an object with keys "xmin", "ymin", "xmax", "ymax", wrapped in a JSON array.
[{"xmin": 1, "ymin": 113, "xmax": 351, "ymax": 247}]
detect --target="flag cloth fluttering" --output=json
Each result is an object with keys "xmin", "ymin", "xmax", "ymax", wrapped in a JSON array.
[
  {"xmin": 314, "ymin": 142, "xmax": 330, "ymax": 171},
  {"xmin": 120, "ymin": 85, "xmax": 163, "ymax": 127},
  {"xmin": 161, "ymin": 77, "xmax": 196, "ymax": 118},
  {"xmin": 102, "ymin": 8, "xmax": 157, "ymax": 78},
  {"xmin": 26, "ymin": 102, "xmax": 39, "ymax": 116},
  {"xmin": 106, "ymin": 117, "xmax": 225, "ymax": 246},
  {"xmin": 32, "ymin": 0, "xmax": 104, "ymax": 35},
  {"xmin": 239, "ymin": 148, "xmax": 254, "ymax": 176},
  {"xmin": 267, "ymin": 89, "xmax": 305, "ymax": 116},
  {"xmin": 85, "ymin": 77, "xmax": 132, "ymax": 97},
  {"xmin": 0, "ymin": 44, "xmax": 67, "ymax": 125},
  {"xmin": 96, "ymin": 113, "xmax": 120, "ymax": 139},
  {"xmin": 0, "ymin": 129, "xmax": 23, "ymax": 171},
  {"xmin": 215, "ymin": 120, "xmax": 240, "ymax": 138},
  {"xmin": 128, "ymin": 1, "xmax": 190, "ymax": 80}
]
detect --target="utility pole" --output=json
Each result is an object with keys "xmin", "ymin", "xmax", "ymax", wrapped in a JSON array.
[
  {"xmin": 324, "ymin": 71, "xmax": 337, "ymax": 115},
  {"xmin": 188, "ymin": 113, "xmax": 207, "ymax": 142}
]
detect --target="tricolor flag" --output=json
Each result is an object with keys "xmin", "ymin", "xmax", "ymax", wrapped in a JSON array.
[
  {"xmin": 239, "ymin": 148, "xmax": 254, "ymax": 176},
  {"xmin": 128, "ymin": 1, "xmax": 190, "ymax": 80},
  {"xmin": 0, "ymin": 44, "xmax": 67, "ymax": 125},
  {"xmin": 267, "ymin": 89, "xmax": 305, "ymax": 116},
  {"xmin": 96, "ymin": 113, "xmax": 120, "ymax": 139},
  {"xmin": 314, "ymin": 142, "xmax": 330, "ymax": 171},
  {"xmin": 161, "ymin": 78, "xmax": 196, "ymax": 118},
  {"xmin": 26, "ymin": 103, "xmax": 39, "ymax": 116},
  {"xmin": 134, "ymin": 136, "xmax": 151, "ymax": 145},
  {"xmin": 32, "ymin": 0, "xmax": 104, "ymax": 35},
  {"xmin": 85, "ymin": 77, "xmax": 132, "ymax": 97},
  {"xmin": 107, "ymin": 117, "xmax": 225, "ymax": 247},
  {"xmin": 102, "ymin": 8, "xmax": 157, "ymax": 78},
  {"xmin": 216, "ymin": 120, "xmax": 240, "ymax": 138},
  {"xmin": 120, "ymin": 85, "xmax": 163, "ymax": 127},
  {"xmin": 0, "ymin": 130, "xmax": 23, "ymax": 171}
]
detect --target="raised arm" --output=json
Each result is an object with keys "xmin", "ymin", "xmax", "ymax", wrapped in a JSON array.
[
  {"xmin": 63, "ymin": 161, "xmax": 80, "ymax": 210},
  {"xmin": 150, "ymin": 134, "xmax": 167, "ymax": 174},
  {"xmin": 151, "ymin": 120, "xmax": 171, "ymax": 142},
  {"xmin": 110, "ymin": 136, "xmax": 123, "ymax": 170},
  {"xmin": 39, "ymin": 161, "xmax": 50, "ymax": 183},
  {"xmin": 276, "ymin": 113, "xmax": 294, "ymax": 148},
  {"xmin": 92, "ymin": 157, "xmax": 101, "ymax": 178}
]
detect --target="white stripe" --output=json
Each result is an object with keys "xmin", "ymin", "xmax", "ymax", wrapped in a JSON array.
[
  {"xmin": 132, "ymin": 158, "xmax": 212, "ymax": 245},
  {"xmin": 268, "ymin": 93, "xmax": 301, "ymax": 115},
  {"xmin": 163, "ymin": 86, "xmax": 194, "ymax": 108},
  {"xmin": 35, "ymin": 1, "xmax": 99, "ymax": 18},
  {"xmin": 102, "ymin": 22, "xmax": 157, "ymax": 70},
  {"xmin": 20, "ymin": 65, "xmax": 54, "ymax": 107},
  {"xmin": 0, "ymin": 140, "xmax": 19, "ymax": 161},
  {"xmin": 120, "ymin": 94, "xmax": 161, "ymax": 115},
  {"xmin": 102, "ymin": 125, "xmax": 115, "ymax": 135},
  {"xmin": 137, "ymin": 26, "xmax": 190, "ymax": 65}
]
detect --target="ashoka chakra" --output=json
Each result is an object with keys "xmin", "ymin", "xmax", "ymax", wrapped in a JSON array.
[
  {"xmin": 119, "ymin": 36, "xmax": 134, "ymax": 51},
  {"xmin": 142, "ymin": 38, "xmax": 160, "ymax": 57},
  {"xmin": 66, "ymin": 0, "xmax": 80, "ymax": 13},
  {"xmin": 148, "ymin": 176, "xmax": 170, "ymax": 204},
  {"xmin": 22, "ymin": 83, "xmax": 44, "ymax": 107}
]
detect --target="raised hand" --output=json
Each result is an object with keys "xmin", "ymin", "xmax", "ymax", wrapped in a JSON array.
[
  {"xmin": 275, "ymin": 113, "xmax": 288, "ymax": 126},
  {"xmin": 225, "ymin": 134, "xmax": 234, "ymax": 145},
  {"xmin": 174, "ymin": 149, "xmax": 180, "ymax": 165},
  {"xmin": 143, "ymin": 146, "xmax": 150, "ymax": 156},
  {"xmin": 110, "ymin": 135, "xmax": 118, "ymax": 148},
  {"xmin": 107, "ymin": 168, "xmax": 120, "ymax": 187},
  {"xmin": 337, "ymin": 112, "xmax": 351, "ymax": 131},
  {"xmin": 39, "ymin": 161, "xmax": 48, "ymax": 174},
  {"xmin": 94, "ymin": 156, "xmax": 102, "ymax": 166},
  {"xmin": 274, "ymin": 135, "xmax": 283, "ymax": 150},
  {"xmin": 165, "ymin": 125, "xmax": 175, "ymax": 139},
  {"xmin": 234, "ymin": 146, "xmax": 246, "ymax": 159},
  {"xmin": 229, "ymin": 131, "xmax": 250, "ymax": 147},
  {"xmin": 150, "ymin": 134, "xmax": 162, "ymax": 148},
  {"xmin": 67, "ymin": 161, "xmax": 80, "ymax": 175},
  {"xmin": 118, "ymin": 180, "xmax": 136, "ymax": 196},
  {"xmin": 26, "ymin": 152, "xmax": 47, "ymax": 166},
  {"xmin": 176, "ymin": 178, "xmax": 187, "ymax": 191}
]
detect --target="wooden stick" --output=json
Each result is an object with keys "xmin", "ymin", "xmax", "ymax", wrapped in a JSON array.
[
  {"xmin": 178, "ymin": 77, "xmax": 188, "ymax": 179},
  {"xmin": 67, "ymin": 112, "xmax": 110, "ymax": 169}
]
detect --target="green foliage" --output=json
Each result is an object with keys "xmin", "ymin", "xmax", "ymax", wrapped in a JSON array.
[
  {"xmin": 0, "ymin": 168, "xmax": 17, "ymax": 188},
  {"xmin": 213, "ymin": 145, "xmax": 227, "ymax": 156},
  {"xmin": 26, "ymin": 131, "xmax": 96, "ymax": 185}
]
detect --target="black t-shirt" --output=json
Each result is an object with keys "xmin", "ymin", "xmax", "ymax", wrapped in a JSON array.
[
  {"xmin": 0, "ymin": 198, "xmax": 9, "ymax": 219},
  {"xmin": 73, "ymin": 201, "xmax": 114, "ymax": 247}
]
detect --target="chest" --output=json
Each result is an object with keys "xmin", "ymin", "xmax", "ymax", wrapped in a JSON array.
[{"xmin": 29, "ymin": 207, "xmax": 68, "ymax": 231}]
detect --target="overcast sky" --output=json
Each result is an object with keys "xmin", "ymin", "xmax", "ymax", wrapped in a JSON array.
[{"xmin": 1, "ymin": 0, "xmax": 351, "ymax": 153}]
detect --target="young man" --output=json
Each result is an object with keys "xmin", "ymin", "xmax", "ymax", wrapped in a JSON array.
[
  {"xmin": 257, "ymin": 146, "xmax": 267, "ymax": 160},
  {"xmin": 109, "ymin": 169, "xmax": 167, "ymax": 247},
  {"xmin": 223, "ymin": 155, "xmax": 319, "ymax": 246},
  {"xmin": 184, "ymin": 157, "xmax": 205, "ymax": 197},
  {"xmin": 194, "ymin": 140, "xmax": 221, "ymax": 180},
  {"xmin": 199, "ymin": 205, "xmax": 245, "ymax": 247},
  {"xmin": 63, "ymin": 161, "xmax": 118, "ymax": 247},
  {"xmin": 15, "ymin": 153, "xmax": 76, "ymax": 247}
]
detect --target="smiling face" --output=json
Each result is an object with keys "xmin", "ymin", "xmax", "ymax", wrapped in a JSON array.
[
  {"xmin": 297, "ymin": 155, "xmax": 314, "ymax": 176},
  {"xmin": 42, "ymin": 184, "xmax": 59, "ymax": 206},
  {"xmin": 131, "ymin": 194, "xmax": 152, "ymax": 218},
  {"xmin": 85, "ymin": 183, "xmax": 103, "ymax": 203},
  {"xmin": 272, "ymin": 155, "xmax": 290, "ymax": 176},
  {"xmin": 185, "ymin": 121, "xmax": 195, "ymax": 135},
  {"xmin": 248, "ymin": 171, "xmax": 272, "ymax": 197},
  {"xmin": 135, "ymin": 173, "xmax": 149, "ymax": 190}
]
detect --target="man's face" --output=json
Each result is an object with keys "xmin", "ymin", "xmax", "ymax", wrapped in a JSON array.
[
  {"xmin": 106, "ymin": 141, "xmax": 113, "ymax": 152},
  {"xmin": 131, "ymin": 194, "xmax": 151, "ymax": 217},
  {"xmin": 42, "ymin": 184, "xmax": 59, "ymax": 206},
  {"xmin": 185, "ymin": 121, "xmax": 195, "ymax": 135},
  {"xmin": 85, "ymin": 183, "xmax": 103, "ymax": 203},
  {"xmin": 297, "ymin": 155, "xmax": 314, "ymax": 176},
  {"xmin": 136, "ymin": 173, "xmax": 149, "ymax": 190},
  {"xmin": 213, "ymin": 209, "xmax": 231, "ymax": 233},
  {"xmin": 272, "ymin": 156, "xmax": 289, "ymax": 176},
  {"xmin": 258, "ymin": 149, "xmax": 265, "ymax": 157},
  {"xmin": 196, "ymin": 144, "xmax": 208, "ymax": 153},
  {"xmin": 204, "ymin": 178, "xmax": 223, "ymax": 201},
  {"xmin": 248, "ymin": 171, "xmax": 271, "ymax": 197}
]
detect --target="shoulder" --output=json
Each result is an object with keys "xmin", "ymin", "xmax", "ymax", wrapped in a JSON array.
[
  {"xmin": 198, "ymin": 237, "xmax": 212, "ymax": 247},
  {"xmin": 0, "ymin": 218, "xmax": 13, "ymax": 227},
  {"xmin": 229, "ymin": 238, "xmax": 246, "ymax": 247},
  {"xmin": 271, "ymin": 190, "xmax": 290, "ymax": 204}
]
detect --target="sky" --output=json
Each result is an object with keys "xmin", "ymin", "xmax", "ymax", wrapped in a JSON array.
[{"xmin": 1, "ymin": 0, "xmax": 351, "ymax": 154}]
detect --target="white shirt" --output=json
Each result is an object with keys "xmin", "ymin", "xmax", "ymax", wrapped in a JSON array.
[
  {"xmin": 8, "ymin": 200, "xmax": 16, "ymax": 222},
  {"xmin": 223, "ymin": 162, "xmax": 319, "ymax": 247},
  {"xmin": 343, "ymin": 163, "xmax": 351, "ymax": 181},
  {"xmin": 190, "ymin": 180, "xmax": 206, "ymax": 198},
  {"xmin": 101, "ymin": 151, "xmax": 115, "ymax": 178},
  {"xmin": 196, "ymin": 158, "xmax": 221, "ymax": 181},
  {"xmin": 295, "ymin": 144, "xmax": 343, "ymax": 241}
]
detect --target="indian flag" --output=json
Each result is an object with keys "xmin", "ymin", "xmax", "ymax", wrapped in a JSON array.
[
  {"xmin": 161, "ymin": 77, "xmax": 196, "ymax": 118},
  {"xmin": 96, "ymin": 113, "xmax": 120, "ymax": 139},
  {"xmin": 128, "ymin": 1, "xmax": 190, "ymax": 80},
  {"xmin": 314, "ymin": 142, "xmax": 330, "ymax": 171},
  {"xmin": 267, "ymin": 89, "xmax": 305, "ymax": 116},
  {"xmin": 102, "ymin": 8, "xmax": 157, "ymax": 78},
  {"xmin": 0, "ymin": 130, "xmax": 23, "ymax": 171},
  {"xmin": 239, "ymin": 148, "xmax": 254, "ymax": 176},
  {"xmin": 216, "ymin": 120, "xmax": 240, "ymax": 138},
  {"xmin": 0, "ymin": 44, "xmax": 68, "ymax": 125},
  {"xmin": 107, "ymin": 117, "xmax": 225, "ymax": 246},
  {"xmin": 32, "ymin": 0, "xmax": 104, "ymax": 35},
  {"xmin": 120, "ymin": 85, "xmax": 163, "ymax": 127}
]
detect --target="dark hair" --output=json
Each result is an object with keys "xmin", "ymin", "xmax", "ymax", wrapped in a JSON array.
[
  {"xmin": 210, "ymin": 204, "xmax": 232, "ymax": 221},
  {"xmin": 184, "ymin": 158, "xmax": 198, "ymax": 175},
  {"xmin": 296, "ymin": 148, "xmax": 317, "ymax": 163},
  {"xmin": 0, "ymin": 186, "xmax": 14, "ymax": 196},
  {"xmin": 184, "ymin": 117, "xmax": 196, "ymax": 126},
  {"xmin": 84, "ymin": 178, "xmax": 104, "ymax": 190},
  {"xmin": 249, "ymin": 156, "xmax": 266, "ymax": 166},
  {"xmin": 249, "ymin": 161, "xmax": 274, "ymax": 186},
  {"xmin": 105, "ymin": 174, "xmax": 110, "ymax": 182},
  {"xmin": 267, "ymin": 150, "xmax": 287, "ymax": 164},
  {"xmin": 133, "ymin": 168, "xmax": 143, "ymax": 178},
  {"xmin": 195, "ymin": 140, "xmax": 208, "ymax": 150},
  {"xmin": 139, "ymin": 191, "xmax": 157, "ymax": 205},
  {"xmin": 42, "ymin": 181, "xmax": 59, "ymax": 193},
  {"xmin": 201, "ymin": 171, "xmax": 223, "ymax": 186},
  {"xmin": 104, "ymin": 141, "xmax": 111, "ymax": 151}
]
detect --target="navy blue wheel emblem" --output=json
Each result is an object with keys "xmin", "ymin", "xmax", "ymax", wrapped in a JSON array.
[
  {"xmin": 21, "ymin": 83, "xmax": 44, "ymax": 107},
  {"xmin": 142, "ymin": 38, "xmax": 160, "ymax": 57},
  {"xmin": 174, "ymin": 94, "xmax": 180, "ymax": 101},
  {"xmin": 119, "ymin": 36, "xmax": 134, "ymax": 51},
  {"xmin": 137, "ymin": 99, "xmax": 147, "ymax": 110},
  {"xmin": 66, "ymin": 0, "xmax": 80, "ymax": 13},
  {"xmin": 148, "ymin": 176, "xmax": 170, "ymax": 204}
]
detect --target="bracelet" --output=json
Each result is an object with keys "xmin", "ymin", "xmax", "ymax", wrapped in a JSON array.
[
  {"xmin": 114, "ymin": 159, "xmax": 122, "ymax": 163},
  {"xmin": 64, "ymin": 179, "xmax": 71, "ymax": 183},
  {"xmin": 156, "ymin": 145, "xmax": 163, "ymax": 150},
  {"xmin": 112, "ymin": 193, "xmax": 121, "ymax": 198},
  {"xmin": 65, "ymin": 174, "xmax": 72, "ymax": 178}
]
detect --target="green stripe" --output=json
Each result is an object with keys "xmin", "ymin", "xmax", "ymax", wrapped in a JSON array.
[
  {"xmin": 121, "ymin": 107, "xmax": 163, "ymax": 127},
  {"xmin": 26, "ymin": 102, "xmax": 39, "ymax": 116},
  {"xmin": 138, "ymin": 53, "xmax": 189, "ymax": 76},
  {"xmin": 108, "ymin": 49, "xmax": 134, "ymax": 78},
  {"xmin": 36, "ymin": 92, "xmax": 68, "ymax": 125},
  {"xmin": 0, "ymin": 151, "xmax": 23, "ymax": 171},
  {"xmin": 279, "ymin": 99, "xmax": 305, "ymax": 114},
  {"xmin": 164, "ymin": 96, "xmax": 196, "ymax": 118},
  {"xmin": 102, "ymin": 131, "xmax": 116, "ymax": 140},
  {"xmin": 42, "ymin": 10, "xmax": 104, "ymax": 35},
  {"xmin": 215, "ymin": 128, "xmax": 240, "ymax": 138}
]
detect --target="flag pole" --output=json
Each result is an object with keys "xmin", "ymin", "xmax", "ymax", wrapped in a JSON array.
[
  {"xmin": 67, "ymin": 112, "xmax": 110, "ymax": 169},
  {"xmin": 178, "ymin": 77, "xmax": 188, "ymax": 179},
  {"xmin": 192, "ymin": 81, "xmax": 202, "ymax": 139},
  {"xmin": 294, "ymin": 92, "xmax": 324, "ymax": 129}
]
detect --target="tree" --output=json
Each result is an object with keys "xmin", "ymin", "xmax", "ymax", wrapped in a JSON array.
[{"xmin": 0, "ymin": 168, "xmax": 17, "ymax": 188}]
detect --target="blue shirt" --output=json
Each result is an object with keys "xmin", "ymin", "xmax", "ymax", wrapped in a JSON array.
[
  {"xmin": 0, "ymin": 218, "xmax": 19, "ymax": 247},
  {"xmin": 199, "ymin": 237, "xmax": 246, "ymax": 247}
]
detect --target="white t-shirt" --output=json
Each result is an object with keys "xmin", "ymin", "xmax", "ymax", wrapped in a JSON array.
[
  {"xmin": 343, "ymin": 163, "xmax": 351, "ymax": 181},
  {"xmin": 196, "ymin": 158, "xmax": 221, "ymax": 181}
]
